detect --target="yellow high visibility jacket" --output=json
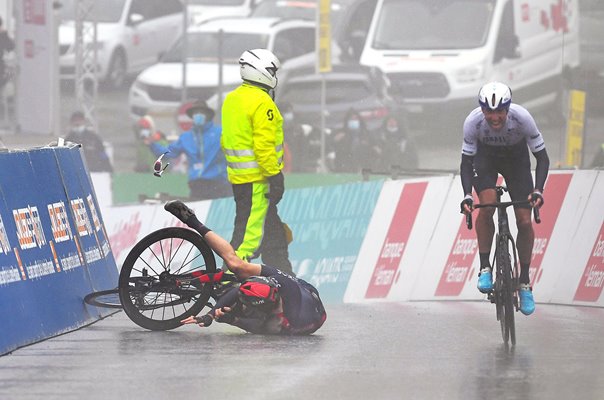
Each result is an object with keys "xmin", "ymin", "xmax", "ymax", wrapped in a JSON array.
[{"xmin": 221, "ymin": 83, "xmax": 284, "ymax": 184}]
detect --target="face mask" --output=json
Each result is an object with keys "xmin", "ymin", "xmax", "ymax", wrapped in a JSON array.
[
  {"xmin": 193, "ymin": 113, "xmax": 206, "ymax": 127},
  {"xmin": 139, "ymin": 128, "xmax": 151, "ymax": 138},
  {"xmin": 347, "ymin": 119, "xmax": 361, "ymax": 131},
  {"xmin": 72, "ymin": 125, "xmax": 86, "ymax": 134}
]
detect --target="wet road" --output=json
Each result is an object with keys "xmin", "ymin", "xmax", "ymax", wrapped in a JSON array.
[{"xmin": 1, "ymin": 301, "xmax": 603, "ymax": 400}]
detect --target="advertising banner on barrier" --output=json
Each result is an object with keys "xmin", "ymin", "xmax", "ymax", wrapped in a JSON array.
[
  {"xmin": 574, "ymin": 222, "xmax": 604, "ymax": 303},
  {"xmin": 104, "ymin": 200, "xmax": 212, "ymax": 269},
  {"xmin": 206, "ymin": 182, "xmax": 383, "ymax": 303},
  {"xmin": 0, "ymin": 147, "xmax": 118, "ymax": 356},
  {"xmin": 529, "ymin": 173, "xmax": 573, "ymax": 286},
  {"xmin": 365, "ymin": 181, "xmax": 428, "ymax": 298},
  {"xmin": 344, "ymin": 176, "xmax": 454, "ymax": 303},
  {"xmin": 55, "ymin": 148, "xmax": 117, "ymax": 291},
  {"xmin": 550, "ymin": 171, "xmax": 604, "ymax": 306},
  {"xmin": 283, "ymin": 181, "xmax": 383, "ymax": 303},
  {"xmin": 100, "ymin": 170, "xmax": 603, "ymax": 309}
]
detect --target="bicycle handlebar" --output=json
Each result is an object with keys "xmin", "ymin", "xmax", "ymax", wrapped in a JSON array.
[{"xmin": 465, "ymin": 200, "xmax": 541, "ymax": 230}]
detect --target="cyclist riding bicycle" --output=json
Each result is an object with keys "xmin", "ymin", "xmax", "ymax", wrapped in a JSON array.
[
  {"xmin": 164, "ymin": 200, "xmax": 326, "ymax": 335},
  {"xmin": 459, "ymin": 82, "xmax": 550, "ymax": 316}
]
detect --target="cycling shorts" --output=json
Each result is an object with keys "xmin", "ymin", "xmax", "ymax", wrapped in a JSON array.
[
  {"xmin": 473, "ymin": 143, "xmax": 534, "ymax": 208},
  {"xmin": 261, "ymin": 265, "xmax": 326, "ymax": 335}
]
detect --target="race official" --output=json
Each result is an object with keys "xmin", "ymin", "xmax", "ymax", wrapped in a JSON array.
[{"xmin": 220, "ymin": 49, "xmax": 293, "ymax": 275}]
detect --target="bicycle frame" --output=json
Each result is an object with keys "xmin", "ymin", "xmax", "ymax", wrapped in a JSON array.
[{"xmin": 467, "ymin": 186, "xmax": 540, "ymax": 345}]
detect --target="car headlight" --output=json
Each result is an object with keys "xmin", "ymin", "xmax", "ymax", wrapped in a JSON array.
[
  {"xmin": 455, "ymin": 65, "xmax": 484, "ymax": 83},
  {"xmin": 132, "ymin": 79, "xmax": 147, "ymax": 93}
]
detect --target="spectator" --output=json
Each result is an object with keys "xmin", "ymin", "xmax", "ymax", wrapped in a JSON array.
[
  {"xmin": 133, "ymin": 115, "xmax": 168, "ymax": 172},
  {"xmin": 330, "ymin": 108, "xmax": 369, "ymax": 173},
  {"xmin": 372, "ymin": 115, "xmax": 419, "ymax": 172},
  {"xmin": 0, "ymin": 15, "xmax": 14, "ymax": 91},
  {"xmin": 590, "ymin": 143, "xmax": 604, "ymax": 168},
  {"xmin": 147, "ymin": 100, "xmax": 230, "ymax": 200},
  {"xmin": 280, "ymin": 102, "xmax": 319, "ymax": 173},
  {"xmin": 66, "ymin": 111, "xmax": 113, "ymax": 173}
]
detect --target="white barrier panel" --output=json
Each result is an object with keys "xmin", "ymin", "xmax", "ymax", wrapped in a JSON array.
[
  {"xmin": 552, "ymin": 171, "xmax": 604, "ymax": 306},
  {"xmin": 534, "ymin": 171, "xmax": 595, "ymax": 302},
  {"xmin": 344, "ymin": 176, "xmax": 455, "ymax": 302},
  {"xmin": 90, "ymin": 172, "xmax": 112, "ymax": 211},
  {"xmin": 347, "ymin": 170, "xmax": 603, "ymax": 308},
  {"xmin": 410, "ymin": 174, "xmax": 483, "ymax": 301}
]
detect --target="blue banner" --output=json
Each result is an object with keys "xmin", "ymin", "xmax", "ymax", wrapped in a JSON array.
[
  {"xmin": 0, "ymin": 147, "xmax": 118, "ymax": 355},
  {"xmin": 206, "ymin": 181, "xmax": 383, "ymax": 303}
]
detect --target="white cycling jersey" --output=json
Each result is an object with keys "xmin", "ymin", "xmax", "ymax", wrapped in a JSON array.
[{"xmin": 461, "ymin": 103, "xmax": 546, "ymax": 157}]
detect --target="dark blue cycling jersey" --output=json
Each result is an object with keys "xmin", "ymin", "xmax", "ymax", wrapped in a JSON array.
[{"xmin": 211, "ymin": 265, "xmax": 326, "ymax": 335}]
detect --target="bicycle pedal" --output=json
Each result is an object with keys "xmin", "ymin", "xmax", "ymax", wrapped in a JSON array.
[{"xmin": 487, "ymin": 292, "xmax": 496, "ymax": 303}]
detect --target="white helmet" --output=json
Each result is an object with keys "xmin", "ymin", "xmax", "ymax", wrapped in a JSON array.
[
  {"xmin": 239, "ymin": 49, "xmax": 281, "ymax": 89},
  {"xmin": 478, "ymin": 81, "xmax": 512, "ymax": 110}
]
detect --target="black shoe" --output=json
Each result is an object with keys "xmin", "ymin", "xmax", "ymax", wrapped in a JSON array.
[{"xmin": 164, "ymin": 200, "xmax": 195, "ymax": 224}]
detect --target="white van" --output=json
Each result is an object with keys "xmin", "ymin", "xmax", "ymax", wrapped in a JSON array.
[{"xmin": 359, "ymin": 0, "xmax": 580, "ymax": 133}]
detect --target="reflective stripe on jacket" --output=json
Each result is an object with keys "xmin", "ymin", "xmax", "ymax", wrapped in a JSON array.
[{"xmin": 221, "ymin": 83, "xmax": 284, "ymax": 184}]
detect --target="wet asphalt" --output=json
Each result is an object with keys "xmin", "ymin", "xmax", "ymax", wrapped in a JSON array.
[{"xmin": 0, "ymin": 301, "xmax": 603, "ymax": 400}]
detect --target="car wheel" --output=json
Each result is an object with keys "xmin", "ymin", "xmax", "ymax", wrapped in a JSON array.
[{"xmin": 104, "ymin": 50, "xmax": 127, "ymax": 90}]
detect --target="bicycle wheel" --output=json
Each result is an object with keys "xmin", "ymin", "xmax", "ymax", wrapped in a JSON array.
[
  {"xmin": 84, "ymin": 288, "xmax": 122, "ymax": 309},
  {"xmin": 118, "ymin": 227, "xmax": 217, "ymax": 331},
  {"xmin": 496, "ymin": 236, "xmax": 515, "ymax": 345}
]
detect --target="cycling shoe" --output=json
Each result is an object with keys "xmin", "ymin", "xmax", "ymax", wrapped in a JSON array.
[
  {"xmin": 518, "ymin": 284, "xmax": 535, "ymax": 315},
  {"xmin": 164, "ymin": 200, "xmax": 195, "ymax": 224},
  {"xmin": 477, "ymin": 268, "xmax": 493, "ymax": 293}
]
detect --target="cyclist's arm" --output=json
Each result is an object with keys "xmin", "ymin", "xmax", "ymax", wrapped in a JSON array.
[
  {"xmin": 460, "ymin": 113, "xmax": 478, "ymax": 196},
  {"xmin": 460, "ymin": 153, "xmax": 474, "ymax": 196},
  {"xmin": 149, "ymin": 136, "xmax": 185, "ymax": 159},
  {"xmin": 532, "ymin": 148, "xmax": 549, "ymax": 191}
]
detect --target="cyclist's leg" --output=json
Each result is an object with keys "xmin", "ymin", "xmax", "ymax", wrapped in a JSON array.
[
  {"xmin": 472, "ymin": 150, "xmax": 499, "ymax": 292},
  {"xmin": 476, "ymin": 188, "xmax": 497, "ymax": 254},
  {"xmin": 475, "ymin": 189, "xmax": 497, "ymax": 292},
  {"xmin": 164, "ymin": 199, "xmax": 263, "ymax": 280},
  {"xmin": 512, "ymin": 207, "xmax": 533, "ymax": 281},
  {"xmin": 502, "ymin": 162, "xmax": 536, "ymax": 315},
  {"xmin": 502, "ymin": 159, "xmax": 534, "ymax": 285},
  {"xmin": 472, "ymin": 148, "xmax": 498, "ymax": 262}
]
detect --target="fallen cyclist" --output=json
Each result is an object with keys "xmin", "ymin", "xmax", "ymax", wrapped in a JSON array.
[{"xmin": 164, "ymin": 200, "xmax": 327, "ymax": 335}]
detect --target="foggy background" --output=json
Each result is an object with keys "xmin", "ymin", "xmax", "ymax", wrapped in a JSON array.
[{"xmin": 0, "ymin": 0, "xmax": 602, "ymax": 188}]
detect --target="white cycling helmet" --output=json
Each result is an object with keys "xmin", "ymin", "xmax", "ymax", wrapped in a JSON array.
[
  {"xmin": 478, "ymin": 81, "xmax": 512, "ymax": 110},
  {"xmin": 239, "ymin": 49, "xmax": 281, "ymax": 89}
]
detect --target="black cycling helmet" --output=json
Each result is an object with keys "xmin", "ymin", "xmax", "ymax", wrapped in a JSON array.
[
  {"xmin": 238, "ymin": 276, "xmax": 280, "ymax": 311},
  {"xmin": 478, "ymin": 81, "xmax": 512, "ymax": 111}
]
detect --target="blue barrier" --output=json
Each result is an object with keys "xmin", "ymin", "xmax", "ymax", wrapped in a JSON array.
[{"xmin": 0, "ymin": 146, "xmax": 118, "ymax": 356}]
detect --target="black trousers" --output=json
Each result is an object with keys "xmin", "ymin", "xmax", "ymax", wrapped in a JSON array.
[{"xmin": 230, "ymin": 182, "xmax": 293, "ymax": 275}]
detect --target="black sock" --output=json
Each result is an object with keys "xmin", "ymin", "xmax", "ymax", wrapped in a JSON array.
[
  {"xmin": 479, "ymin": 252, "xmax": 491, "ymax": 270},
  {"xmin": 519, "ymin": 263, "xmax": 530, "ymax": 285},
  {"xmin": 187, "ymin": 215, "xmax": 211, "ymax": 237}
]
